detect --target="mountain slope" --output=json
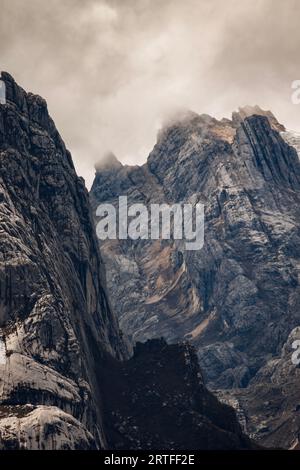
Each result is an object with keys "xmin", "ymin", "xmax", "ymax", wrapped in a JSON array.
[
  {"xmin": 90, "ymin": 107, "xmax": 300, "ymax": 447},
  {"xmin": 0, "ymin": 71, "xmax": 128, "ymax": 449}
]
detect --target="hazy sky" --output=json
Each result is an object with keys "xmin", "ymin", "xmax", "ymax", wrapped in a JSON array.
[{"xmin": 1, "ymin": 0, "xmax": 300, "ymax": 188}]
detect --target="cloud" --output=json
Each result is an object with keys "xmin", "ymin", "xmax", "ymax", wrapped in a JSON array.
[{"xmin": 0, "ymin": 0, "xmax": 300, "ymax": 188}]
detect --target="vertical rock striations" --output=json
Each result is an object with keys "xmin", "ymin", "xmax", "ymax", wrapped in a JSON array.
[{"xmin": 0, "ymin": 72, "xmax": 126, "ymax": 449}]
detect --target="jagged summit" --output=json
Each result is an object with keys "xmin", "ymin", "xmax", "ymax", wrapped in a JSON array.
[
  {"xmin": 156, "ymin": 105, "xmax": 286, "ymax": 148},
  {"xmin": 160, "ymin": 108, "xmax": 226, "ymax": 131},
  {"xmin": 95, "ymin": 151, "xmax": 123, "ymax": 173},
  {"xmin": 232, "ymin": 105, "xmax": 286, "ymax": 132},
  {"xmin": 160, "ymin": 109, "xmax": 208, "ymax": 129}
]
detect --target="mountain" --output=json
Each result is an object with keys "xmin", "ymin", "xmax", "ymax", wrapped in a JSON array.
[
  {"xmin": 217, "ymin": 326, "xmax": 300, "ymax": 449},
  {"xmin": 0, "ymin": 72, "xmax": 253, "ymax": 450},
  {"xmin": 90, "ymin": 106, "xmax": 300, "ymax": 448},
  {"xmin": 0, "ymin": 71, "xmax": 127, "ymax": 449}
]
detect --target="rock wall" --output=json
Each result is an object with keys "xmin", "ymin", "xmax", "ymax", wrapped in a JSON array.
[{"xmin": 0, "ymin": 72, "xmax": 126, "ymax": 449}]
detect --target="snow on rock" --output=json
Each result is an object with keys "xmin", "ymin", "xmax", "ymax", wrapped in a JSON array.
[
  {"xmin": 0, "ymin": 406, "xmax": 96, "ymax": 450},
  {"xmin": 0, "ymin": 338, "xmax": 5, "ymax": 365}
]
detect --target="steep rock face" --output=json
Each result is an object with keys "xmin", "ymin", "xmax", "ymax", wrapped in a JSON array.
[
  {"xmin": 0, "ymin": 406, "xmax": 96, "ymax": 450},
  {"xmin": 232, "ymin": 105, "xmax": 286, "ymax": 133},
  {"xmin": 90, "ymin": 107, "xmax": 300, "ymax": 447},
  {"xmin": 217, "ymin": 327, "xmax": 300, "ymax": 449},
  {"xmin": 0, "ymin": 72, "xmax": 126, "ymax": 449},
  {"xmin": 0, "ymin": 73, "xmax": 253, "ymax": 450}
]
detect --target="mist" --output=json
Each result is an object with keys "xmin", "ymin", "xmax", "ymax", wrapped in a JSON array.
[{"xmin": 0, "ymin": 0, "xmax": 300, "ymax": 188}]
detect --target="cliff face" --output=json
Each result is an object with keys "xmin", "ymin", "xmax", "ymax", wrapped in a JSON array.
[
  {"xmin": 90, "ymin": 107, "xmax": 300, "ymax": 447},
  {"xmin": 217, "ymin": 326, "xmax": 300, "ymax": 449},
  {"xmin": 0, "ymin": 72, "xmax": 129, "ymax": 449},
  {"xmin": 0, "ymin": 73, "xmax": 253, "ymax": 450}
]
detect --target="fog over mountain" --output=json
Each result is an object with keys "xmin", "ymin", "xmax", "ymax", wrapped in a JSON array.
[{"xmin": 1, "ymin": 0, "xmax": 300, "ymax": 187}]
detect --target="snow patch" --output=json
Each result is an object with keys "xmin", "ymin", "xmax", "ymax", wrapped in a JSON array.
[
  {"xmin": 0, "ymin": 80, "xmax": 6, "ymax": 105},
  {"xmin": 0, "ymin": 338, "xmax": 6, "ymax": 365}
]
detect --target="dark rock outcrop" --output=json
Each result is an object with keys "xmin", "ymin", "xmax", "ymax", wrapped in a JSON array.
[
  {"xmin": 0, "ymin": 73, "xmax": 253, "ymax": 450},
  {"xmin": 101, "ymin": 339, "xmax": 254, "ymax": 450},
  {"xmin": 90, "ymin": 105, "xmax": 300, "ymax": 447}
]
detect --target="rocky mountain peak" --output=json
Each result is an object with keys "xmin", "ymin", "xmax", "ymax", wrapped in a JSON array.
[
  {"xmin": 0, "ymin": 71, "xmax": 58, "ymax": 139},
  {"xmin": 91, "ymin": 104, "xmax": 300, "ymax": 448},
  {"xmin": 95, "ymin": 151, "xmax": 123, "ymax": 173},
  {"xmin": 232, "ymin": 105, "xmax": 286, "ymax": 132},
  {"xmin": 157, "ymin": 109, "xmax": 235, "ymax": 144}
]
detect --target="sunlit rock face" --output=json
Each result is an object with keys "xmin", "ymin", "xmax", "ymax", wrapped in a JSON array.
[
  {"xmin": 0, "ymin": 80, "xmax": 6, "ymax": 105},
  {"xmin": 0, "ymin": 72, "xmax": 127, "ymax": 449},
  {"xmin": 0, "ymin": 406, "xmax": 96, "ymax": 450},
  {"xmin": 90, "ymin": 106, "xmax": 300, "ymax": 447}
]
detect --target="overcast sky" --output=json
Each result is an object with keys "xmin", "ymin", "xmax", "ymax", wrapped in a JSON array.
[{"xmin": 1, "ymin": 0, "xmax": 300, "ymax": 188}]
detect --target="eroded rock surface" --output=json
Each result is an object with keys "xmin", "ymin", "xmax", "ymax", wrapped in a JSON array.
[
  {"xmin": 218, "ymin": 327, "xmax": 300, "ymax": 449},
  {"xmin": 90, "ymin": 106, "xmax": 300, "ymax": 447},
  {"xmin": 0, "ymin": 72, "xmax": 125, "ymax": 449}
]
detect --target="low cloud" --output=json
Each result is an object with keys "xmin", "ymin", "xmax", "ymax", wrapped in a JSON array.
[{"xmin": 1, "ymin": 0, "xmax": 300, "ymax": 187}]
